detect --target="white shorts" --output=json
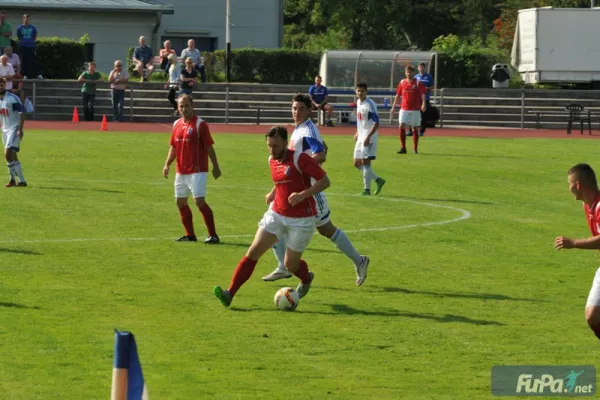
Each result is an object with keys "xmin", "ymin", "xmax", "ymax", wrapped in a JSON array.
[
  {"xmin": 174, "ymin": 172, "xmax": 207, "ymax": 199},
  {"xmin": 259, "ymin": 209, "xmax": 316, "ymax": 252},
  {"xmin": 2, "ymin": 128, "xmax": 21, "ymax": 151},
  {"xmin": 313, "ymin": 192, "xmax": 331, "ymax": 227},
  {"xmin": 586, "ymin": 267, "xmax": 600, "ymax": 307},
  {"xmin": 399, "ymin": 110, "xmax": 421, "ymax": 127},
  {"xmin": 354, "ymin": 140, "xmax": 378, "ymax": 160}
]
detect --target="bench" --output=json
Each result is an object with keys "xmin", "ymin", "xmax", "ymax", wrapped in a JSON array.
[
  {"xmin": 131, "ymin": 56, "xmax": 184, "ymax": 72},
  {"xmin": 528, "ymin": 108, "xmax": 597, "ymax": 133}
]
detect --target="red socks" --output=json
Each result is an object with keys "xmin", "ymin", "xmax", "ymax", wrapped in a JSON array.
[
  {"xmin": 178, "ymin": 205, "xmax": 195, "ymax": 237},
  {"xmin": 229, "ymin": 256, "xmax": 258, "ymax": 296},
  {"xmin": 399, "ymin": 128, "xmax": 406, "ymax": 149},
  {"xmin": 412, "ymin": 128, "xmax": 419, "ymax": 152},
  {"xmin": 199, "ymin": 203, "xmax": 217, "ymax": 237},
  {"xmin": 293, "ymin": 259, "xmax": 311, "ymax": 283}
]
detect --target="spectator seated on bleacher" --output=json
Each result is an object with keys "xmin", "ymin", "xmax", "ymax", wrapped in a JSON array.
[
  {"xmin": 4, "ymin": 46, "xmax": 19, "ymax": 74},
  {"xmin": 180, "ymin": 39, "xmax": 205, "ymax": 83},
  {"xmin": 309, "ymin": 75, "xmax": 334, "ymax": 126},
  {"xmin": 133, "ymin": 35, "xmax": 154, "ymax": 82},
  {"xmin": 0, "ymin": 54, "xmax": 15, "ymax": 90},
  {"xmin": 159, "ymin": 40, "xmax": 176, "ymax": 75}
]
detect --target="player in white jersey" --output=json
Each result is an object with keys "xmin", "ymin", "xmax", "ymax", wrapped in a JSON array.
[
  {"xmin": 354, "ymin": 82, "xmax": 385, "ymax": 196},
  {"xmin": 0, "ymin": 78, "xmax": 26, "ymax": 187},
  {"xmin": 262, "ymin": 93, "xmax": 370, "ymax": 286}
]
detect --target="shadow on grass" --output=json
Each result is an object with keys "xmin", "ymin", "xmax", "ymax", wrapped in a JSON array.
[
  {"xmin": 300, "ymin": 304, "xmax": 505, "ymax": 326},
  {"xmin": 231, "ymin": 303, "xmax": 505, "ymax": 326},
  {"xmin": 379, "ymin": 194, "xmax": 494, "ymax": 205},
  {"xmin": 0, "ymin": 248, "xmax": 42, "ymax": 255},
  {"xmin": 321, "ymin": 285, "xmax": 546, "ymax": 303},
  {"xmin": 35, "ymin": 186, "xmax": 125, "ymax": 194},
  {"xmin": 0, "ymin": 302, "xmax": 40, "ymax": 309}
]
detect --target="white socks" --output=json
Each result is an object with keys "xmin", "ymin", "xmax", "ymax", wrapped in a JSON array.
[
  {"xmin": 361, "ymin": 165, "xmax": 379, "ymax": 191},
  {"xmin": 273, "ymin": 238, "xmax": 287, "ymax": 272},
  {"xmin": 13, "ymin": 161, "xmax": 25, "ymax": 182},
  {"xmin": 331, "ymin": 229, "xmax": 362, "ymax": 266}
]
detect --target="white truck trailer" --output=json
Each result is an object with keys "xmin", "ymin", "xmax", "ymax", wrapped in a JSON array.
[{"xmin": 511, "ymin": 7, "xmax": 600, "ymax": 87}]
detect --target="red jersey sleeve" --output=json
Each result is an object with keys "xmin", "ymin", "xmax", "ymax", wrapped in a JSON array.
[
  {"xmin": 396, "ymin": 81, "xmax": 403, "ymax": 95},
  {"xmin": 297, "ymin": 153, "xmax": 326, "ymax": 181},
  {"xmin": 198, "ymin": 121, "xmax": 215, "ymax": 148}
]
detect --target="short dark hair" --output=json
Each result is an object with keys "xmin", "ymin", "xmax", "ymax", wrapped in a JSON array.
[
  {"xmin": 418, "ymin": 62, "xmax": 426, "ymax": 68},
  {"xmin": 315, "ymin": 75, "xmax": 322, "ymax": 80},
  {"xmin": 405, "ymin": 64, "xmax": 415, "ymax": 72},
  {"xmin": 178, "ymin": 94, "xmax": 193, "ymax": 105},
  {"xmin": 266, "ymin": 126, "xmax": 288, "ymax": 142},
  {"xmin": 292, "ymin": 93, "xmax": 312, "ymax": 109},
  {"xmin": 356, "ymin": 82, "xmax": 368, "ymax": 90},
  {"xmin": 569, "ymin": 163, "xmax": 598, "ymax": 189}
]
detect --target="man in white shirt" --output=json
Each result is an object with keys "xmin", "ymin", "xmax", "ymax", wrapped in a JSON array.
[
  {"xmin": 0, "ymin": 54, "xmax": 15, "ymax": 90},
  {"xmin": 3, "ymin": 46, "xmax": 19, "ymax": 74},
  {"xmin": 180, "ymin": 39, "xmax": 205, "ymax": 83}
]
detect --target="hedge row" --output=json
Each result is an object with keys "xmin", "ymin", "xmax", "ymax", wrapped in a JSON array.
[{"xmin": 12, "ymin": 37, "xmax": 85, "ymax": 79}]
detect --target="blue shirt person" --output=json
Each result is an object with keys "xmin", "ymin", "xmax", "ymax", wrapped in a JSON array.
[
  {"xmin": 416, "ymin": 63, "xmax": 434, "ymax": 102},
  {"xmin": 308, "ymin": 75, "xmax": 335, "ymax": 126}
]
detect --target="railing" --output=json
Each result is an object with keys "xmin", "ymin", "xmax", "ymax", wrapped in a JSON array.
[{"xmin": 20, "ymin": 79, "xmax": 600, "ymax": 129}]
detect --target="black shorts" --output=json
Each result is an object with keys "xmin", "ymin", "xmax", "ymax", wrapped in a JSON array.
[{"xmin": 312, "ymin": 102, "xmax": 328, "ymax": 110}]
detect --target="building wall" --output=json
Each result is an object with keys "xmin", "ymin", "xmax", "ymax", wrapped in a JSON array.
[
  {"xmin": 2, "ymin": 10, "xmax": 158, "ymax": 74},
  {"xmin": 158, "ymin": 0, "xmax": 282, "ymax": 55}
]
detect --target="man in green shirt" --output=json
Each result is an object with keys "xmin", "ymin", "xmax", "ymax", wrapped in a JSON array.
[
  {"xmin": 77, "ymin": 62, "xmax": 103, "ymax": 121},
  {"xmin": 0, "ymin": 12, "xmax": 12, "ymax": 54}
]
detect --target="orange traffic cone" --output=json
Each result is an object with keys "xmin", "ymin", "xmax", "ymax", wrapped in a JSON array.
[
  {"xmin": 101, "ymin": 114, "xmax": 108, "ymax": 131},
  {"xmin": 72, "ymin": 107, "xmax": 79, "ymax": 123}
]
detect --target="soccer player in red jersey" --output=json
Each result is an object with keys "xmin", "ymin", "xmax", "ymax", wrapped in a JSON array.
[
  {"xmin": 555, "ymin": 163, "xmax": 600, "ymax": 341},
  {"xmin": 389, "ymin": 64, "xmax": 426, "ymax": 154},
  {"xmin": 163, "ymin": 94, "xmax": 221, "ymax": 244},
  {"xmin": 213, "ymin": 126, "xmax": 330, "ymax": 307}
]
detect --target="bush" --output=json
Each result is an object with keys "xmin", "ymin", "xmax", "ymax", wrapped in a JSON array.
[
  {"xmin": 14, "ymin": 36, "xmax": 86, "ymax": 79},
  {"xmin": 432, "ymin": 34, "xmax": 515, "ymax": 88}
]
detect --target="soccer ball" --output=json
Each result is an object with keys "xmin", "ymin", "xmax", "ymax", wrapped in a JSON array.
[{"xmin": 274, "ymin": 287, "xmax": 300, "ymax": 311}]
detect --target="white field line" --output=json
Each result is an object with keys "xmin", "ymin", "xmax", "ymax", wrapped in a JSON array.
[{"xmin": 0, "ymin": 179, "xmax": 471, "ymax": 244}]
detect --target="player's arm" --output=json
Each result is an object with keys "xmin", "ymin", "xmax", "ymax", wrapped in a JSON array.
[
  {"xmin": 389, "ymin": 89, "xmax": 401, "ymax": 121},
  {"xmin": 18, "ymin": 110, "xmax": 24, "ymax": 139},
  {"xmin": 265, "ymin": 186, "xmax": 276, "ymax": 205},
  {"xmin": 289, "ymin": 154, "xmax": 330, "ymax": 206},
  {"xmin": 207, "ymin": 145, "xmax": 221, "ymax": 179},
  {"xmin": 555, "ymin": 235, "xmax": 600, "ymax": 250},
  {"xmin": 163, "ymin": 145, "xmax": 176, "ymax": 178},
  {"xmin": 77, "ymin": 72, "xmax": 87, "ymax": 82},
  {"xmin": 367, "ymin": 102, "xmax": 380, "ymax": 140}
]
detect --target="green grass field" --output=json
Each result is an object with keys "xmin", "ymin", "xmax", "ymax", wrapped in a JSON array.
[{"xmin": 1, "ymin": 129, "xmax": 599, "ymax": 399}]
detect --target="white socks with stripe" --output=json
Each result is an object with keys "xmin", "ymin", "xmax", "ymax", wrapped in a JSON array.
[{"xmin": 331, "ymin": 228, "xmax": 362, "ymax": 266}]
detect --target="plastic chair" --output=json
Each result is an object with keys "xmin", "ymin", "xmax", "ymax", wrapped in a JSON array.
[{"xmin": 565, "ymin": 103, "xmax": 591, "ymax": 135}]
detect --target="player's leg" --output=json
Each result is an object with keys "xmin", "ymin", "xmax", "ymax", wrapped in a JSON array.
[
  {"xmin": 585, "ymin": 267, "xmax": 600, "ymax": 340},
  {"xmin": 174, "ymin": 173, "xmax": 196, "ymax": 241},
  {"xmin": 317, "ymin": 219, "xmax": 369, "ymax": 286},
  {"xmin": 4, "ymin": 144, "xmax": 17, "ymax": 187},
  {"xmin": 5, "ymin": 131, "xmax": 25, "ymax": 186},
  {"xmin": 315, "ymin": 196, "xmax": 369, "ymax": 285},
  {"xmin": 398, "ymin": 110, "xmax": 408, "ymax": 153},
  {"xmin": 353, "ymin": 140, "xmax": 369, "ymax": 195},
  {"xmin": 214, "ymin": 211, "xmax": 282, "ymax": 307},
  {"xmin": 411, "ymin": 112, "xmax": 421, "ymax": 153},
  {"xmin": 191, "ymin": 172, "xmax": 219, "ymax": 244},
  {"xmin": 362, "ymin": 156, "xmax": 385, "ymax": 196},
  {"xmin": 283, "ymin": 219, "xmax": 316, "ymax": 298},
  {"xmin": 262, "ymin": 237, "xmax": 293, "ymax": 281},
  {"xmin": 420, "ymin": 100, "xmax": 430, "ymax": 136}
]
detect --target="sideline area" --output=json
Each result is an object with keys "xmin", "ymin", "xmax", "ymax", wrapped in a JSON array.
[{"xmin": 24, "ymin": 120, "xmax": 600, "ymax": 139}]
